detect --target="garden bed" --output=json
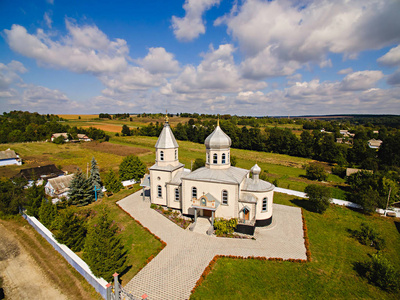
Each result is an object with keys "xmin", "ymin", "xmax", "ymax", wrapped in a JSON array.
[{"xmin": 150, "ymin": 204, "xmax": 192, "ymax": 229}]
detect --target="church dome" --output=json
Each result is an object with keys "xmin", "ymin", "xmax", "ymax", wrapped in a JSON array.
[
  {"xmin": 251, "ymin": 163, "xmax": 261, "ymax": 175},
  {"xmin": 204, "ymin": 126, "xmax": 231, "ymax": 149}
]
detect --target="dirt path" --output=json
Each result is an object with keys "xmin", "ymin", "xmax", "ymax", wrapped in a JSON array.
[{"xmin": 0, "ymin": 219, "xmax": 101, "ymax": 300}]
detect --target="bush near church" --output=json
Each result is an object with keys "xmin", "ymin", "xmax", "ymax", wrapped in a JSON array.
[{"xmin": 305, "ymin": 184, "xmax": 332, "ymax": 213}]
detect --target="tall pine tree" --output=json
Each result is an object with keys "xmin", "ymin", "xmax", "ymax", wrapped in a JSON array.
[
  {"xmin": 38, "ymin": 198, "xmax": 58, "ymax": 229},
  {"xmin": 25, "ymin": 183, "xmax": 45, "ymax": 218},
  {"xmin": 68, "ymin": 169, "xmax": 94, "ymax": 206},
  {"xmin": 54, "ymin": 208, "xmax": 87, "ymax": 252},
  {"xmin": 89, "ymin": 157, "xmax": 103, "ymax": 198},
  {"xmin": 83, "ymin": 208, "xmax": 126, "ymax": 281}
]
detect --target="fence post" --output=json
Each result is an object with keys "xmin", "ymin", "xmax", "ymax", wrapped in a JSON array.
[
  {"xmin": 106, "ymin": 283, "xmax": 112, "ymax": 300},
  {"xmin": 113, "ymin": 273, "xmax": 120, "ymax": 300}
]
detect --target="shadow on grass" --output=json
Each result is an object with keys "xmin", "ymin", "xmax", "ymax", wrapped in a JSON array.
[
  {"xmin": 353, "ymin": 259, "xmax": 368, "ymax": 279},
  {"xmin": 289, "ymin": 198, "xmax": 316, "ymax": 213},
  {"xmin": 394, "ymin": 221, "xmax": 400, "ymax": 235},
  {"xmin": 119, "ymin": 264, "xmax": 132, "ymax": 280}
]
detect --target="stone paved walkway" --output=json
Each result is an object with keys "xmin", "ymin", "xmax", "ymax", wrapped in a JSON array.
[{"xmin": 118, "ymin": 190, "xmax": 306, "ymax": 300}]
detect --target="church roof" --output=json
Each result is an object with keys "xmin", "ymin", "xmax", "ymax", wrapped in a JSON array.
[
  {"xmin": 149, "ymin": 163, "xmax": 184, "ymax": 172},
  {"xmin": 182, "ymin": 166, "xmax": 248, "ymax": 185},
  {"xmin": 239, "ymin": 192, "xmax": 258, "ymax": 203},
  {"xmin": 168, "ymin": 168, "xmax": 191, "ymax": 185},
  {"xmin": 155, "ymin": 122, "xmax": 179, "ymax": 149},
  {"xmin": 204, "ymin": 125, "xmax": 231, "ymax": 149},
  {"xmin": 241, "ymin": 178, "xmax": 275, "ymax": 192}
]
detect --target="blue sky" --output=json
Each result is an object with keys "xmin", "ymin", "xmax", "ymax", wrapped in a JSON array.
[{"xmin": 1, "ymin": 0, "xmax": 400, "ymax": 116}]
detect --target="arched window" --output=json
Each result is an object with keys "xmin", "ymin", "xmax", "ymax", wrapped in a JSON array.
[
  {"xmin": 222, "ymin": 190, "xmax": 228, "ymax": 205},
  {"xmin": 262, "ymin": 197, "xmax": 268, "ymax": 211},
  {"xmin": 192, "ymin": 187, "xmax": 197, "ymax": 199},
  {"xmin": 222, "ymin": 153, "xmax": 226, "ymax": 164},
  {"xmin": 175, "ymin": 188, "xmax": 179, "ymax": 201},
  {"xmin": 157, "ymin": 185, "xmax": 162, "ymax": 198},
  {"xmin": 213, "ymin": 153, "xmax": 218, "ymax": 164},
  {"xmin": 175, "ymin": 149, "xmax": 178, "ymax": 160},
  {"xmin": 160, "ymin": 151, "xmax": 164, "ymax": 161},
  {"xmin": 207, "ymin": 153, "xmax": 209, "ymax": 163}
]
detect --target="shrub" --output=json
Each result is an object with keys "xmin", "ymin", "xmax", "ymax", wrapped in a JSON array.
[
  {"xmin": 305, "ymin": 163, "xmax": 328, "ymax": 181},
  {"xmin": 362, "ymin": 253, "xmax": 399, "ymax": 292},
  {"xmin": 214, "ymin": 218, "xmax": 238, "ymax": 236},
  {"xmin": 354, "ymin": 222, "xmax": 386, "ymax": 250},
  {"xmin": 304, "ymin": 184, "xmax": 332, "ymax": 213}
]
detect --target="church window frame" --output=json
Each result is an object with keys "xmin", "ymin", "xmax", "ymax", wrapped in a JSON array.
[
  {"xmin": 222, "ymin": 190, "xmax": 228, "ymax": 205},
  {"xmin": 175, "ymin": 149, "xmax": 178, "ymax": 160},
  {"xmin": 175, "ymin": 188, "xmax": 179, "ymax": 201},
  {"xmin": 262, "ymin": 197, "xmax": 268, "ymax": 212},
  {"xmin": 192, "ymin": 187, "xmax": 197, "ymax": 199},
  {"xmin": 157, "ymin": 185, "xmax": 162, "ymax": 198},
  {"xmin": 222, "ymin": 153, "xmax": 226, "ymax": 164},
  {"xmin": 213, "ymin": 153, "xmax": 218, "ymax": 164},
  {"xmin": 160, "ymin": 150, "xmax": 164, "ymax": 161}
]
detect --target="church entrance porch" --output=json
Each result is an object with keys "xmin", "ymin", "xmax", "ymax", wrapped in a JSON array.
[{"xmin": 202, "ymin": 209, "xmax": 212, "ymax": 218}]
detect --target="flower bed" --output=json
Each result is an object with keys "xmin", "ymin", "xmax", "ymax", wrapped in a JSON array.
[{"xmin": 150, "ymin": 204, "xmax": 192, "ymax": 229}]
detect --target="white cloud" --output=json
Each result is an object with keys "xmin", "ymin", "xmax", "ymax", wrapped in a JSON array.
[
  {"xmin": 340, "ymin": 70, "xmax": 384, "ymax": 91},
  {"xmin": 218, "ymin": 0, "xmax": 400, "ymax": 80},
  {"xmin": 0, "ymin": 60, "xmax": 27, "ymax": 90},
  {"xmin": 338, "ymin": 68, "xmax": 353, "ymax": 75},
  {"xmin": 378, "ymin": 45, "xmax": 400, "ymax": 66},
  {"xmin": 172, "ymin": 0, "xmax": 221, "ymax": 41},
  {"xmin": 44, "ymin": 11, "xmax": 52, "ymax": 28},
  {"xmin": 387, "ymin": 70, "xmax": 400, "ymax": 86},
  {"xmin": 4, "ymin": 20, "xmax": 128, "ymax": 75},
  {"xmin": 136, "ymin": 47, "xmax": 180, "ymax": 75}
]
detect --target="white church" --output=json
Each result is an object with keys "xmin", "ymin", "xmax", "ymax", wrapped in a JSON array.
[{"xmin": 143, "ymin": 117, "xmax": 275, "ymax": 234}]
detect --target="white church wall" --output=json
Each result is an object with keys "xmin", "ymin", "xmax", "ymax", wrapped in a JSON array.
[
  {"xmin": 156, "ymin": 148, "xmax": 179, "ymax": 167},
  {"xmin": 255, "ymin": 190, "xmax": 274, "ymax": 221},
  {"xmin": 167, "ymin": 184, "xmax": 181, "ymax": 210}
]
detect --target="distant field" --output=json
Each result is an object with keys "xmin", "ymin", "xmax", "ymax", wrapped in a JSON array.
[{"xmin": 81, "ymin": 124, "xmax": 123, "ymax": 133}]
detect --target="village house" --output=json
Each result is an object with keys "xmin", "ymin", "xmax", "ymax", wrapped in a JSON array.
[
  {"xmin": 51, "ymin": 133, "xmax": 69, "ymax": 142},
  {"xmin": 368, "ymin": 138, "xmax": 383, "ymax": 149},
  {"xmin": 13, "ymin": 164, "xmax": 65, "ymax": 186},
  {"xmin": 45, "ymin": 174, "xmax": 74, "ymax": 199},
  {"xmin": 142, "ymin": 116, "xmax": 275, "ymax": 235},
  {"xmin": 0, "ymin": 149, "xmax": 22, "ymax": 166}
]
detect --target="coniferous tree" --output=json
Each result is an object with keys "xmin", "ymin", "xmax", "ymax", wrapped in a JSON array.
[
  {"xmin": 38, "ymin": 198, "xmax": 58, "ymax": 229},
  {"xmin": 68, "ymin": 169, "xmax": 94, "ymax": 206},
  {"xmin": 89, "ymin": 157, "xmax": 103, "ymax": 198},
  {"xmin": 83, "ymin": 208, "xmax": 127, "ymax": 281},
  {"xmin": 119, "ymin": 155, "xmax": 147, "ymax": 181},
  {"xmin": 25, "ymin": 183, "xmax": 45, "ymax": 218},
  {"xmin": 54, "ymin": 209, "xmax": 87, "ymax": 251},
  {"xmin": 104, "ymin": 169, "xmax": 123, "ymax": 194}
]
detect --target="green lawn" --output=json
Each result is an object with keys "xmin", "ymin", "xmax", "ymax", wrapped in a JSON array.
[{"xmin": 190, "ymin": 193, "xmax": 400, "ymax": 299}]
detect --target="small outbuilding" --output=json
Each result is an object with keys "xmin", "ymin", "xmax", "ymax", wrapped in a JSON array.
[{"xmin": 0, "ymin": 149, "xmax": 22, "ymax": 166}]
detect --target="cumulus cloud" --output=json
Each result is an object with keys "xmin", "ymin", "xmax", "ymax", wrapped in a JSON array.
[
  {"xmin": 44, "ymin": 11, "xmax": 52, "ymax": 28},
  {"xmin": 340, "ymin": 70, "xmax": 384, "ymax": 91},
  {"xmin": 387, "ymin": 70, "xmax": 400, "ymax": 86},
  {"xmin": 172, "ymin": 0, "xmax": 221, "ymax": 41},
  {"xmin": 218, "ymin": 0, "xmax": 400, "ymax": 80},
  {"xmin": 4, "ymin": 20, "xmax": 128, "ymax": 74},
  {"xmin": 136, "ymin": 47, "xmax": 180, "ymax": 75},
  {"xmin": 338, "ymin": 68, "xmax": 353, "ymax": 75},
  {"xmin": 0, "ymin": 60, "xmax": 27, "ymax": 90},
  {"xmin": 378, "ymin": 45, "xmax": 400, "ymax": 66}
]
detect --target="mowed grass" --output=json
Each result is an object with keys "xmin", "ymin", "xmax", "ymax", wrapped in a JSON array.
[{"xmin": 191, "ymin": 192, "xmax": 400, "ymax": 300}]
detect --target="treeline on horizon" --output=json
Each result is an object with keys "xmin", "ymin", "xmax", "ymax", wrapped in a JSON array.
[{"xmin": 0, "ymin": 111, "xmax": 109, "ymax": 143}]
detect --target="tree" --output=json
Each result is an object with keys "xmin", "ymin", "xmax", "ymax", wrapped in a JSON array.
[
  {"xmin": 0, "ymin": 178, "xmax": 26, "ymax": 216},
  {"xmin": 83, "ymin": 208, "xmax": 127, "ymax": 282},
  {"xmin": 53, "ymin": 135, "xmax": 65, "ymax": 144},
  {"xmin": 192, "ymin": 158, "xmax": 205, "ymax": 171},
  {"xmin": 230, "ymin": 155, "xmax": 237, "ymax": 167},
  {"xmin": 54, "ymin": 208, "xmax": 87, "ymax": 252},
  {"xmin": 104, "ymin": 169, "xmax": 123, "ymax": 194},
  {"xmin": 89, "ymin": 157, "xmax": 103, "ymax": 199},
  {"xmin": 305, "ymin": 184, "xmax": 332, "ymax": 213},
  {"xmin": 119, "ymin": 155, "xmax": 147, "ymax": 181},
  {"xmin": 305, "ymin": 163, "xmax": 328, "ymax": 181},
  {"xmin": 68, "ymin": 169, "xmax": 94, "ymax": 206},
  {"xmin": 38, "ymin": 198, "xmax": 58, "ymax": 229},
  {"xmin": 121, "ymin": 125, "xmax": 131, "ymax": 136},
  {"xmin": 25, "ymin": 183, "xmax": 45, "ymax": 218}
]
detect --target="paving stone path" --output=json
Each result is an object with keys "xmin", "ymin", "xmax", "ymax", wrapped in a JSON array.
[{"xmin": 118, "ymin": 190, "xmax": 306, "ymax": 300}]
